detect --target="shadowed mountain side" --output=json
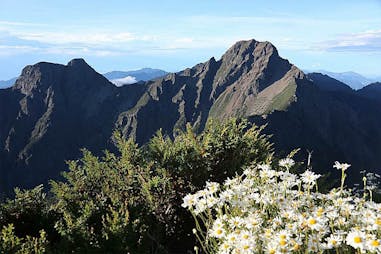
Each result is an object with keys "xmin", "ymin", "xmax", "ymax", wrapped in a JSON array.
[
  {"xmin": 250, "ymin": 82, "xmax": 381, "ymax": 182},
  {"xmin": 357, "ymin": 82, "xmax": 381, "ymax": 102},
  {"xmin": 306, "ymin": 72, "xmax": 353, "ymax": 92},
  {"xmin": 0, "ymin": 59, "xmax": 146, "ymax": 192}
]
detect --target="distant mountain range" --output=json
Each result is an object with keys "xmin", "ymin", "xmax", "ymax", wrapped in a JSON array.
[
  {"xmin": 0, "ymin": 77, "xmax": 17, "ymax": 89},
  {"xmin": 103, "ymin": 68, "xmax": 168, "ymax": 86},
  {"xmin": 305, "ymin": 70, "xmax": 379, "ymax": 90},
  {"xmin": 1, "ymin": 39, "xmax": 381, "ymax": 193}
]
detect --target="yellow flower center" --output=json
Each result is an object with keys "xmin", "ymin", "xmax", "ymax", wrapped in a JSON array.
[
  {"xmin": 375, "ymin": 218, "xmax": 381, "ymax": 226},
  {"xmin": 269, "ymin": 249, "xmax": 276, "ymax": 254},
  {"xmin": 243, "ymin": 245, "xmax": 250, "ymax": 250},
  {"xmin": 371, "ymin": 240, "xmax": 380, "ymax": 247},
  {"xmin": 223, "ymin": 243, "xmax": 230, "ymax": 250},
  {"xmin": 216, "ymin": 229, "xmax": 223, "ymax": 235},
  {"xmin": 280, "ymin": 234, "xmax": 286, "ymax": 240},
  {"xmin": 293, "ymin": 244, "xmax": 300, "ymax": 250},
  {"xmin": 308, "ymin": 218, "xmax": 317, "ymax": 225},
  {"xmin": 353, "ymin": 236, "xmax": 362, "ymax": 244},
  {"xmin": 279, "ymin": 239, "xmax": 287, "ymax": 246},
  {"xmin": 331, "ymin": 240, "xmax": 337, "ymax": 245},
  {"xmin": 243, "ymin": 234, "xmax": 249, "ymax": 240}
]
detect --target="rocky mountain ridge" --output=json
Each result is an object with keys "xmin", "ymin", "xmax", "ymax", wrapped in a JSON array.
[{"xmin": 1, "ymin": 39, "xmax": 380, "ymax": 193}]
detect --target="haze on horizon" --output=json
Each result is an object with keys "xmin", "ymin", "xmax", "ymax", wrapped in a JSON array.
[{"xmin": 0, "ymin": 0, "xmax": 380, "ymax": 80}]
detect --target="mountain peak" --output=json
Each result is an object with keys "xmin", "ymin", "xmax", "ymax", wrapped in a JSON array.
[
  {"xmin": 67, "ymin": 58, "xmax": 88, "ymax": 66},
  {"xmin": 13, "ymin": 58, "xmax": 111, "ymax": 95},
  {"xmin": 66, "ymin": 58, "xmax": 94, "ymax": 72},
  {"xmin": 226, "ymin": 39, "xmax": 278, "ymax": 58}
]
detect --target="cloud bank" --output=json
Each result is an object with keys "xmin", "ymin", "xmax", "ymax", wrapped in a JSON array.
[
  {"xmin": 110, "ymin": 76, "xmax": 138, "ymax": 86},
  {"xmin": 319, "ymin": 30, "xmax": 381, "ymax": 52}
]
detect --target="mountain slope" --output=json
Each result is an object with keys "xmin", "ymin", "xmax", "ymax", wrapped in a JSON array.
[
  {"xmin": 1, "ymin": 39, "xmax": 381, "ymax": 193},
  {"xmin": 250, "ymin": 84, "xmax": 381, "ymax": 180},
  {"xmin": 306, "ymin": 73, "xmax": 353, "ymax": 92},
  {"xmin": 0, "ymin": 77, "xmax": 17, "ymax": 89},
  {"xmin": 116, "ymin": 40, "xmax": 307, "ymax": 144},
  {"xmin": 0, "ymin": 59, "xmax": 146, "ymax": 192},
  {"xmin": 357, "ymin": 82, "xmax": 381, "ymax": 102}
]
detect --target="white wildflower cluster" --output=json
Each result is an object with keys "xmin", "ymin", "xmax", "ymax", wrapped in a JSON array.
[{"xmin": 183, "ymin": 159, "xmax": 381, "ymax": 254}]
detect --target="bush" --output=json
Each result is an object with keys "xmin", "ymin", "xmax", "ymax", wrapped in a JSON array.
[
  {"xmin": 50, "ymin": 139, "xmax": 143, "ymax": 253},
  {"xmin": 0, "ymin": 118, "xmax": 274, "ymax": 253},
  {"xmin": 0, "ymin": 224, "xmax": 48, "ymax": 254},
  {"xmin": 145, "ymin": 118, "xmax": 273, "ymax": 252}
]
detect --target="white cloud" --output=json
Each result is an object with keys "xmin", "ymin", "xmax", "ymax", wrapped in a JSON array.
[
  {"xmin": 16, "ymin": 31, "xmax": 136, "ymax": 45},
  {"xmin": 317, "ymin": 30, "xmax": 381, "ymax": 52},
  {"xmin": 0, "ymin": 20, "xmax": 48, "ymax": 27},
  {"xmin": 0, "ymin": 45, "xmax": 40, "ymax": 56},
  {"xmin": 188, "ymin": 15, "xmax": 381, "ymax": 27},
  {"xmin": 111, "ymin": 76, "xmax": 138, "ymax": 86}
]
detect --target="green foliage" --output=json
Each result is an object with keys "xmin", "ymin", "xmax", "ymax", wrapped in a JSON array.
[
  {"xmin": 50, "ymin": 140, "xmax": 141, "ymax": 253},
  {"xmin": 0, "ymin": 224, "xmax": 48, "ymax": 254},
  {"xmin": 142, "ymin": 118, "xmax": 273, "ymax": 252},
  {"xmin": 0, "ymin": 185, "xmax": 55, "ymax": 253},
  {"xmin": 148, "ymin": 118, "xmax": 273, "ymax": 185},
  {"xmin": 0, "ymin": 118, "xmax": 274, "ymax": 253}
]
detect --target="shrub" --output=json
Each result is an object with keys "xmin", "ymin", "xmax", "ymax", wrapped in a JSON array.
[
  {"xmin": 0, "ymin": 224, "xmax": 48, "ymax": 254},
  {"xmin": 49, "ymin": 139, "xmax": 143, "ymax": 253},
  {"xmin": 0, "ymin": 118, "xmax": 274, "ymax": 253}
]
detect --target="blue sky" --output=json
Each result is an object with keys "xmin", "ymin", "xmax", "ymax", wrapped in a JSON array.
[{"xmin": 0, "ymin": 0, "xmax": 380, "ymax": 80}]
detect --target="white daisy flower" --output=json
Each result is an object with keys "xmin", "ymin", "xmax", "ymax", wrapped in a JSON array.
[
  {"xmin": 279, "ymin": 158, "xmax": 295, "ymax": 169},
  {"xmin": 333, "ymin": 161, "xmax": 351, "ymax": 171},
  {"xmin": 346, "ymin": 229, "xmax": 366, "ymax": 251}
]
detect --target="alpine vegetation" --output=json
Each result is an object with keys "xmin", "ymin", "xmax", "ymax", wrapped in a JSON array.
[{"xmin": 183, "ymin": 160, "xmax": 381, "ymax": 254}]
